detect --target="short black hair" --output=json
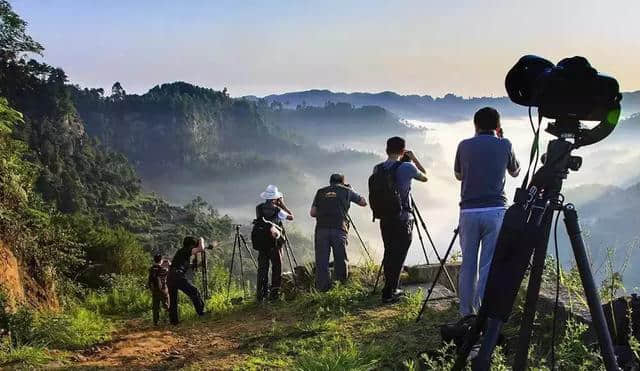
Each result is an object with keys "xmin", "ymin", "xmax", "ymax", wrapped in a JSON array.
[
  {"xmin": 474, "ymin": 107, "xmax": 500, "ymax": 131},
  {"xmin": 330, "ymin": 173, "xmax": 344, "ymax": 185},
  {"xmin": 153, "ymin": 254, "xmax": 162, "ymax": 263},
  {"xmin": 183, "ymin": 236, "xmax": 198, "ymax": 250},
  {"xmin": 386, "ymin": 136, "xmax": 406, "ymax": 155}
]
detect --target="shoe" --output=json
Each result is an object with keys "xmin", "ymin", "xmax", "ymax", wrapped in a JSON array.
[{"xmin": 393, "ymin": 289, "xmax": 408, "ymax": 298}]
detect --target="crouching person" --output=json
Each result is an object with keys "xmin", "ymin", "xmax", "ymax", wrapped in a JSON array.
[
  {"xmin": 167, "ymin": 236, "xmax": 206, "ymax": 325},
  {"xmin": 310, "ymin": 174, "xmax": 367, "ymax": 291},
  {"xmin": 148, "ymin": 253, "xmax": 170, "ymax": 325},
  {"xmin": 252, "ymin": 185, "xmax": 294, "ymax": 302}
]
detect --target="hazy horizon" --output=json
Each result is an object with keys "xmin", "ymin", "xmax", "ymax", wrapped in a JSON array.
[{"xmin": 13, "ymin": 0, "xmax": 640, "ymax": 97}]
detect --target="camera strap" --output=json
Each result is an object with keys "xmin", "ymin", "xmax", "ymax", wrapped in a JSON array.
[{"xmin": 520, "ymin": 110, "xmax": 543, "ymax": 190}]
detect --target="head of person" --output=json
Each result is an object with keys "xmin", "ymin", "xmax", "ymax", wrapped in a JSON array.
[
  {"xmin": 474, "ymin": 107, "xmax": 500, "ymax": 133},
  {"xmin": 153, "ymin": 253, "xmax": 162, "ymax": 264},
  {"xmin": 329, "ymin": 173, "xmax": 345, "ymax": 186},
  {"xmin": 183, "ymin": 236, "xmax": 198, "ymax": 250},
  {"xmin": 260, "ymin": 184, "xmax": 283, "ymax": 204},
  {"xmin": 386, "ymin": 136, "xmax": 406, "ymax": 157}
]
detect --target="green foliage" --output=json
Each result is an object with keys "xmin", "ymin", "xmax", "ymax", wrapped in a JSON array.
[
  {"xmin": 294, "ymin": 336, "xmax": 378, "ymax": 371},
  {"xmin": 84, "ymin": 274, "xmax": 151, "ymax": 315},
  {"xmin": 0, "ymin": 341, "xmax": 53, "ymax": 368},
  {"xmin": 555, "ymin": 319, "xmax": 603, "ymax": 370},
  {"xmin": 0, "ymin": 0, "xmax": 43, "ymax": 59}
]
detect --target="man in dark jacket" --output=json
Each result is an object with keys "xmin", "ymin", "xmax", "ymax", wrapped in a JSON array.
[
  {"xmin": 167, "ymin": 236, "xmax": 206, "ymax": 325},
  {"xmin": 254, "ymin": 185, "xmax": 294, "ymax": 302},
  {"xmin": 310, "ymin": 174, "xmax": 367, "ymax": 291},
  {"xmin": 148, "ymin": 253, "xmax": 170, "ymax": 325}
]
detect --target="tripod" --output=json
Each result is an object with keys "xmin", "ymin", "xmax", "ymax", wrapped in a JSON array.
[
  {"xmin": 281, "ymin": 226, "xmax": 299, "ymax": 286},
  {"xmin": 372, "ymin": 198, "xmax": 454, "ymax": 295},
  {"xmin": 338, "ymin": 200, "xmax": 373, "ymax": 263},
  {"xmin": 453, "ymin": 134, "xmax": 618, "ymax": 371},
  {"xmin": 226, "ymin": 225, "xmax": 258, "ymax": 299},
  {"xmin": 415, "ymin": 227, "xmax": 459, "ymax": 322}
]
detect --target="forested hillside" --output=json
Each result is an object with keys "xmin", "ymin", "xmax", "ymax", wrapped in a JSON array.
[{"xmin": 259, "ymin": 89, "xmax": 640, "ymax": 122}]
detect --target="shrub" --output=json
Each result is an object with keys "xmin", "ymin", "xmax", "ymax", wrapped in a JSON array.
[{"xmin": 84, "ymin": 274, "xmax": 151, "ymax": 315}]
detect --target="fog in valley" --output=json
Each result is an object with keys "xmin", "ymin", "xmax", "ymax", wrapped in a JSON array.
[{"xmin": 140, "ymin": 107, "xmax": 640, "ymax": 287}]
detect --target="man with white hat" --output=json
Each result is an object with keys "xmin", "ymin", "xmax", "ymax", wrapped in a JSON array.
[{"xmin": 253, "ymin": 184, "xmax": 294, "ymax": 301}]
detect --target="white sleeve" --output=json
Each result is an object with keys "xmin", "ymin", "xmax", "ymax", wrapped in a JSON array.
[{"xmin": 278, "ymin": 209, "xmax": 291, "ymax": 222}]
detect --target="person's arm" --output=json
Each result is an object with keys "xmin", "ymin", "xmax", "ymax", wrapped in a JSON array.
[
  {"xmin": 454, "ymin": 144, "xmax": 463, "ymax": 181},
  {"xmin": 349, "ymin": 189, "xmax": 367, "ymax": 207},
  {"xmin": 506, "ymin": 140, "xmax": 521, "ymax": 177},
  {"xmin": 405, "ymin": 150, "xmax": 428, "ymax": 182},
  {"xmin": 191, "ymin": 237, "xmax": 206, "ymax": 256},
  {"xmin": 276, "ymin": 198, "xmax": 294, "ymax": 221},
  {"xmin": 310, "ymin": 192, "xmax": 318, "ymax": 218}
]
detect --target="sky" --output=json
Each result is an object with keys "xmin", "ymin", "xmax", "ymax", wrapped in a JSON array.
[{"xmin": 12, "ymin": 0, "xmax": 640, "ymax": 97}]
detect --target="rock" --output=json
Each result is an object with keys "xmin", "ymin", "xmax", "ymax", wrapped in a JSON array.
[{"xmin": 405, "ymin": 263, "xmax": 461, "ymax": 292}]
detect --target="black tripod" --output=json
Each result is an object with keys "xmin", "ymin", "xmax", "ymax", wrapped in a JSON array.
[
  {"xmin": 372, "ymin": 198, "xmax": 454, "ymax": 295},
  {"xmin": 415, "ymin": 227, "xmax": 459, "ymax": 322},
  {"xmin": 281, "ymin": 225, "xmax": 299, "ymax": 286},
  {"xmin": 453, "ymin": 132, "xmax": 618, "ymax": 370},
  {"xmin": 338, "ymin": 200, "xmax": 373, "ymax": 263},
  {"xmin": 226, "ymin": 224, "xmax": 258, "ymax": 299}
]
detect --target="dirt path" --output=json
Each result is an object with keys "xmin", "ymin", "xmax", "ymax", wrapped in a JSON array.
[{"xmin": 66, "ymin": 308, "xmax": 296, "ymax": 370}]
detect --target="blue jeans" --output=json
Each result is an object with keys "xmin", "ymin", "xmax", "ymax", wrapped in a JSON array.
[
  {"xmin": 458, "ymin": 208, "xmax": 505, "ymax": 316},
  {"xmin": 314, "ymin": 228, "xmax": 349, "ymax": 292}
]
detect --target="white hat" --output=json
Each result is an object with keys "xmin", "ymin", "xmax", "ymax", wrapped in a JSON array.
[{"xmin": 260, "ymin": 184, "xmax": 283, "ymax": 200}]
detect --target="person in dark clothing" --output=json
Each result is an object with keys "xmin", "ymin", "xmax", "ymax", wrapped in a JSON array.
[
  {"xmin": 167, "ymin": 236, "xmax": 206, "ymax": 325},
  {"xmin": 376, "ymin": 137, "xmax": 428, "ymax": 303},
  {"xmin": 254, "ymin": 185, "xmax": 294, "ymax": 302},
  {"xmin": 148, "ymin": 254, "xmax": 170, "ymax": 325},
  {"xmin": 310, "ymin": 174, "xmax": 367, "ymax": 291}
]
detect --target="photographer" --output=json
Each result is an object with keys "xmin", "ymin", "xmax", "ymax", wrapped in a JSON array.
[
  {"xmin": 254, "ymin": 185, "xmax": 294, "ymax": 302},
  {"xmin": 167, "ymin": 236, "xmax": 210, "ymax": 325},
  {"xmin": 374, "ymin": 137, "xmax": 428, "ymax": 304},
  {"xmin": 310, "ymin": 174, "xmax": 367, "ymax": 292},
  {"xmin": 454, "ymin": 107, "xmax": 520, "ymax": 317}
]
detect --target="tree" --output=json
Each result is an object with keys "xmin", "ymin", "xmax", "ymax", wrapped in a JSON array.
[
  {"xmin": 110, "ymin": 82, "xmax": 126, "ymax": 101},
  {"xmin": 0, "ymin": 0, "xmax": 43, "ymax": 59}
]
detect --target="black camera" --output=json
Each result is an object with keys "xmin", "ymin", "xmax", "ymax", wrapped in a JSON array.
[{"xmin": 505, "ymin": 55, "xmax": 621, "ymax": 122}]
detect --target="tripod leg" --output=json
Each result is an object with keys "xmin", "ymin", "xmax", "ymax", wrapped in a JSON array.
[
  {"xmin": 411, "ymin": 210, "xmax": 431, "ymax": 265},
  {"xmin": 284, "ymin": 241, "xmax": 297, "ymax": 287},
  {"xmin": 563, "ymin": 204, "xmax": 619, "ymax": 371},
  {"xmin": 412, "ymin": 198, "xmax": 458, "ymax": 294},
  {"xmin": 227, "ymin": 234, "xmax": 238, "ymax": 299},
  {"xmin": 512, "ymin": 211, "xmax": 554, "ymax": 371},
  {"xmin": 416, "ymin": 228, "xmax": 458, "ymax": 322},
  {"xmin": 238, "ymin": 235, "xmax": 246, "ymax": 297},
  {"xmin": 239, "ymin": 234, "xmax": 258, "ymax": 270}
]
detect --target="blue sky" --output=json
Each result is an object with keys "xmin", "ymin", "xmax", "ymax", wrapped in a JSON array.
[{"xmin": 12, "ymin": 0, "xmax": 640, "ymax": 97}]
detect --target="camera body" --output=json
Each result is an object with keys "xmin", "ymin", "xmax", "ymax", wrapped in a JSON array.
[{"xmin": 505, "ymin": 55, "xmax": 621, "ymax": 121}]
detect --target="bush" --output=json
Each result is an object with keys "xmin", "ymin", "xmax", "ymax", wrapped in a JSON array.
[
  {"xmin": 84, "ymin": 274, "xmax": 151, "ymax": 315},
  {"xmin": 32, "ymin": 307, "xmax": 112, "ymax": 350}
]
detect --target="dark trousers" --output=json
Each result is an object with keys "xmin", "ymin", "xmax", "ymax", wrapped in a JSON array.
[
  {"xmin": 380, "ymin": 218, "xmax": 413, "ymax": 298},
  {"xmin": 152, "ymin": 289, "xmax": 169, "ymax": 325},
  {"xmin": 256, "ymin": 246, "xmax": 283, "ymax": 300},
  {"xmin": 167, "ymin": 271, "xmax": 204, "ymax": 325}
]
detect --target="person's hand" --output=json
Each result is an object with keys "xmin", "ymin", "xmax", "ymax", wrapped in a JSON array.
[
  {"xmin": 497, "ymin": 127, "xmax": 504, "ymax": 138},
  {"xmin": 405, "ymin": 150, "xmax": 417, "ymax": 161}
]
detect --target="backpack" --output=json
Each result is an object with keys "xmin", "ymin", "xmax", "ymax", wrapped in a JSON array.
[
  {"xmin": 368, "ymin": 162, "xmax": 403, "ymax": 220},
  {"xmin": 251, "ymin": 203, "xmax": 282, "ymax": 251},
  {"xmin": 148, "ymin": 265, "xmax": 168, "ymax": 293}
]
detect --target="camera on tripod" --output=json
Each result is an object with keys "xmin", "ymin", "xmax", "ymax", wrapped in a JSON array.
[{"xmin": 450, "ymin": 56, "xmax": 624, "ymax": 371}]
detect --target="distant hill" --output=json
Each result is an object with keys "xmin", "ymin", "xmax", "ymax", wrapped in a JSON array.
[{"xmin": 256, "ymin": 89, "xmax": 640, "ymax": 122}]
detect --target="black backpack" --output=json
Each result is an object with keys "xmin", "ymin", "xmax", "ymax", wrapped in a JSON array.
[
  {"xmin": 251, "ymin": 203, "xmax": 282, "ymax": 251},
  {"xmin": 368, "ymin": 162, "xmax": 403, "ymax": 221}
]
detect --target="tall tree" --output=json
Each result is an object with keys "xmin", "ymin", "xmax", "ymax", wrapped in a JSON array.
[
  {"xmin": 0, "ymin": 0, "xmax": 43, "ymax": 59},
  {"xmin": 111, "ymin": 81, "xmax": 126, "ymax": 101}
]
